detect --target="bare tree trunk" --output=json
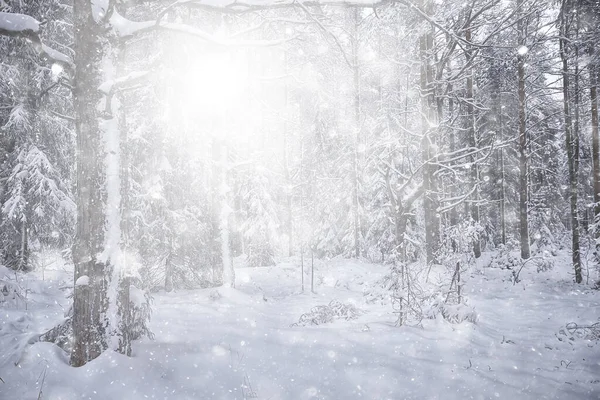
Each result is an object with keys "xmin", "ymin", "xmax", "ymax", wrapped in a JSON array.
[
  {"xmin": 16, "ymin": 221, "xmax": 28, "ymax": 271},
  {"xmin": 282, "ymin": 51, "xmax": 293, "ymax": 257},
  {"xmin": 590, "ymin": 47, "xmax": 600, "ymax": 248},
  {"xmin": 517, "ymin": 0, "xmax": 530, "ymax": 259},
  {"xmin": 211, "ymin": 136, "xmax": 222, "ymax": 284},
  {"xmin": 559, "ymin": 0, "xmax": 582, "ymax": 283},
  {"xmin": 420, "ymin": 4, "xmax": 439, "ymax": 265},
  {"xmin": 352, "ymin": 8, "xmax": 361, "ymax": 258},
  {"xmin": 465, "ymin": 25, "xmax": 481, "ymax": 258},
  {"xmin": 448, "ymin": 83, "xmax": 458, "ymax": 228},
  {"xmin": 117, "ymin": 46, "xmax": 132, "ymax": 355},
  {"xmin": 220, "ymin": 143, "xmax": 234, "ymax": 288}
]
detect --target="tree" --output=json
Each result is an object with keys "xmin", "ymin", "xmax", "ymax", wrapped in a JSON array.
[
  {"xmin": 516, "ymin": 0, "xmax": 531, "ymax": 259},
  {"xmin": 558, "ymin": 0, "xmax": 583, "ymax": 283}
]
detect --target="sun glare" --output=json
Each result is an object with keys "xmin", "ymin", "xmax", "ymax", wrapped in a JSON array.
[{"xmin": 178, "ymin": 51, "xmax": 249, "ymax": 112}]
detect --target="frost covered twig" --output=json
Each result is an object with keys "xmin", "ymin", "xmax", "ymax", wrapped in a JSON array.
[
  {"xmin": 242, "ymin": 373, "xmax": 258, "ymax": 399},
  {"xmin": 559, "ymin": 321, "xmax": 600, "ymax": 342}
]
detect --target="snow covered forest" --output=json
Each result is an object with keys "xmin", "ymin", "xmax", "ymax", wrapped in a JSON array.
[{"xmin": 0, "ymin": 0, "xmax": 599, "ymax": 398}]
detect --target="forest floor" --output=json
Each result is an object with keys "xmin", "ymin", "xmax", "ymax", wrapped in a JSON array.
[{"xmin": 1, "ymin": 253, "xmax": 599, "ymax": 399}]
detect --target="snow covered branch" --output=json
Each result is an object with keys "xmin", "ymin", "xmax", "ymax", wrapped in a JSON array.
[
  {"xmin": 0, "ymin": 12, "xmax": 74, "ymax": 69},
  {"xmin": 98, "ymin": 71, "xmax": 149, "ymax": 95},
  {"xmin": 109, "ymin": 9, "xmax": 295, "ymax": 46},
  {"xmin": 175, "ymin": 0, "xmax": 396, "ymax": 14}
]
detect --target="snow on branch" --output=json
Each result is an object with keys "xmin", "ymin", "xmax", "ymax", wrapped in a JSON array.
[
  {"xmin": 0, "ymin": 11, "xmax": 39, "ymax": 35},
  {"xmin": 41, "ymin": 44, "xmax": 72, "ymax": 66},
  {"xmin": 437, "ymin": 185, "xmax": 478, "ymax": 214},
  {"xmin": 110, "ymin": 10, "xmax": 295, "ymax": 46},
  {"xmin": 159, "ymin": 22, "xmax": 293, "ymax": 46},
  {"xmin": 109, "ymin": 9, "xmax": 155, "ymax": 38},
  {"xmin": 98, "ymin": 71, "xmax": 149, "ymax": 95},
  {"xmin": 0, "ymin": 12, "xmax": 74, "ymax": 69},
  {"xmin": 177, "ymin": 0, "xmax": 395, "ymax": 13}
]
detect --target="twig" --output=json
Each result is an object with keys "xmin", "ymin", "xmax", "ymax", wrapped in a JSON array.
[{"xmin": 37, "ymin": 363, "xmax": 48, "ymax": 400}]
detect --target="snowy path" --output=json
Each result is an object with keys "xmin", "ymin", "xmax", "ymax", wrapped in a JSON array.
[{"xmin": 1, "ymin": 259, "xmax": 599, "ymax": 399}]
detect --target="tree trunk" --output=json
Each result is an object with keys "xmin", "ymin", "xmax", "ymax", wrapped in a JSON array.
[
  {"xmin": 465, "ymin": 25, "xmax": 481, "ymax": 258},
  {"xmin": 517, "ymin": 0, "xmax": 530, "ymax": 259},
  {"xmin": 352, "ymin": 8, "xmax": 361, "ymax": 258},
  {"xmin": 448, "ymin": 83, "xmax": 458, "ymax": 228},
  {"xmin": 590, "ymin": 47, "xmax": 600, "ymax": 245},
  {"xmin": 495, "ymin": 89, "xmax": 507, "ymax": 246},
  {"xmin": 420, "ymin": 4, "xmax": 439, "ymax": 265},
  {"xmin": 220, "ymin": 142, "xmax": 234, "ymax": 288},
  {"xmin": 71, "ymin": 0, "xmax": 119, "ymax": 367},
  {"xmin": 559, "ymin": 1, "xmax": 582, "ymax": 283}
]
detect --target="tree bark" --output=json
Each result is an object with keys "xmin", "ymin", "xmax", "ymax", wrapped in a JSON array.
[
  {"xmin": 71, "ymin": 0, "xmax": 118, "ymax": 366},
  {"xmin": 420, "ymin": 2, "xmax": 439, "ymax": 265},
  {"xmin": 590, "ymin": 48, "xmax": 600, "ymax": 242},
  {"xmin": 559, "ymin": 0, "xmax": 582, "ymax": 283},
  {"xmin": 352, "ymin": 8, "xmax": 362, "ymax": 258},
  {"xmin": 465, "ymin": 25, "xmax": 481, "ymax": 258},
  {"xmin": 517, "ymin": 0, "xmax": 530, "ymax": 259}
]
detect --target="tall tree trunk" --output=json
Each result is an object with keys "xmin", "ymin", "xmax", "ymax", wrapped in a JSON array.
[
  {"xmin": 283, "ymin": 52, "xmax": 293, "ymax": 257},
  {"xmin": 448, "ymin": 83, "xmax": 459, "ymax": 228},
  {"xmin": 117, "ymin": 46, "xmax": 132, "ymax": 355},
  {"xmin": 590, "ymin": 46, "xmax": 600, "ymax": 247},
  {"xmin": 420, "ymin": 3, "xmax": 439, "ymax": 265},
  {"xmin": 560, "ymin": 1, "xmax": 582, "ymax": 283},
  {"xmin": 352, "ymin": 8, "xmax": 361, "ymax": 258},
  {"xmin": 495, "ymin": 88, "xmax": 507, "ymax": 246},
  {"xmin": 465, "ymin": 25, "xmax": 481, "ymax": 258},
  {"xmin": 71, "ymin": 0, "xmax": 120, "ymax": 366},
  {"xmin": 211, "ymin": 136, "xmax": 222, "ymax": 283},
  {"xmin": 517, "ymin": 0, "xmax": 530, "ymax": 259},
  {"xmin": 220, "ymin": 142, "xmax": 234, "ymax": 288},
  {"xmin": 16, "ymin": 220, "xmax": 28, "ymax": 271}
]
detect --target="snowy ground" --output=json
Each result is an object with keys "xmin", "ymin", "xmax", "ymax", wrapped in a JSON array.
[{"xmin": 1, "ymin": 253, "xmax": 599, "ymax": 399}]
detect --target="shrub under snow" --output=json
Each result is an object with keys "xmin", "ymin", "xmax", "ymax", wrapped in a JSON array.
[{"xmin": 291, "ymin": 300, "xmax": 362, "ymax": 326}]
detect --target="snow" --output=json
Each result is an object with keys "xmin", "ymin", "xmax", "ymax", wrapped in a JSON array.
[
  {"xmin": 40, "ymin": 44, "xmax": 73, "ymax": 67},
  {"xmin": 0, "ymin": 11, "xmax": 39, "ymax": 34},
  {"xmin": 0, "ymin": 13, "xmax": 72, "ymax": 67},
  {"xmin": 91, "ymin": 0, "xmax": 110, "ymax": 23},
  {"xmin": 50, "ymin": 63, "xmax": 63, "ymax": 82},
  {"xmin": 518, "ymin": 45, "xmax": 529, "ymax": 56},
  {"xmin": 75, "ymin": 275, "xmax": 89, "ymax": 286},
  {"xmin": 1, "ymin": 254, "xmax": 599, "ymax": 399},
  {"xmin": 109, "ymin": 9, "xmax": 155, "ymax": 38},
  {"xmin": 159, "ymin": 22, "xmax": 289, "ymax": 46},
  {"xmin": 107, "ymin": 9, "xmax": 287, "ymax": 46},
  {"xmin": 98, "ymin": 71, "xmax": 149, "ymax": 94}
]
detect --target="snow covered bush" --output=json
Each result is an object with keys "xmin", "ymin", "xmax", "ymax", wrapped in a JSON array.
[
  {"xmin": 487, "ymin": 241, "xmax": 521, "ymax": 270},
  {"xmin": 370, "ymin": 250, "xmax": 478, "ymax": 326},
  {"xmin": 364, "ymin": 261, "xmax": 433, "ymax": 325},
  {"xmin": 40, "ymin": 312, "xmax": 73, "ymax": 353},
  {"xmin": 510, "ymin": 252, "xmax": 555, "ymax": 284},
  {"xmin": 424, "ymin": 296, "xmax": 478, "ymax": 324},
  {"xmin": 291, "ymin": 300, "xmax": 362, "ymax": 326},
  {"xmin": 238, "ymin": 168, "xmax": 279, "ymax": 268},
  {"xmin": 0, "ymin": 267, "xmax": 25, "ymax": 309}
]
